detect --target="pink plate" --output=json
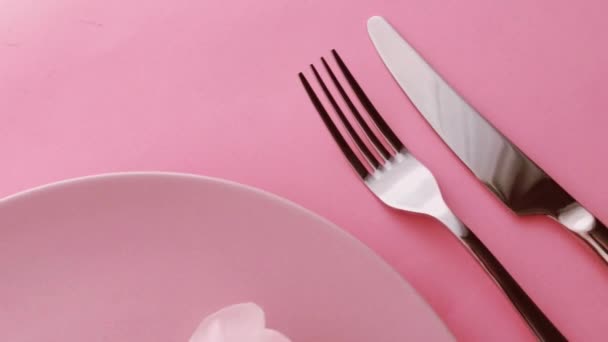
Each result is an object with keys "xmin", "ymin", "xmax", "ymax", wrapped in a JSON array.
[{"xmin": 0, "ymin": 172, "xmax": 453, "ymax": 341}]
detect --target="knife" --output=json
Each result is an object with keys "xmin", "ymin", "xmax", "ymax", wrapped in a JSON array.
[{"xmin": 367, "ymin": 16, "xmax": 608, "ymax": 264}]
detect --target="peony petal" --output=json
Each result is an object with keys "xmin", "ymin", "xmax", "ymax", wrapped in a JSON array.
[
  {"xmin": 190, "ymin": 320, "xmax": 224, "ymax": 342},
  {"xmin": 190, "ymin": 303, "xmax": 266, "ymax": 342},
  {"xmin": 258, "ymin": 329, "xmax": 291, "ymax": 342}
]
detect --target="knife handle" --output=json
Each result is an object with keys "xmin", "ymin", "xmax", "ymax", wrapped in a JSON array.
[
  {"xmin": 459, "ymin": 229, "xmax": 566, "ymax": 342},
  {"xmin": 573, "ymin": 219, "xmax": 608, "ymax": 263},
  {"xmin": 556, "ymin": 205, "xmax": 608, "ymax": 264}
]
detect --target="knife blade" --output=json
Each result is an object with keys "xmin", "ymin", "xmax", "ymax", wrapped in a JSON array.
[{"xmin": 367, "ymin": 15, "xmax": 608, "ymax": 263}]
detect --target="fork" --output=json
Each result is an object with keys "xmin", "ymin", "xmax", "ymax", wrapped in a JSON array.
[{"xmin": 298, "ymin": 50, "xmax": 565, "ymax": 341}]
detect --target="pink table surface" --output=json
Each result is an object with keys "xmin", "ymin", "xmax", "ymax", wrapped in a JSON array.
[{"xmin": 1, "ymin": 0, "xmax": 607, "ymax": 341}]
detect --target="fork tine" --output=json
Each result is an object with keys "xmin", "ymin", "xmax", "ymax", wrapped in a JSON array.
[
  {"xmin": 332, "ymin": 49, "xmax": 405, "ymax": 152},
  {"xmin": 310, "ymin": 64, "xmax": 381, "ymax": 170},
  {"xmin": 320, "ymin": 57, "xmax": 392, "ymax": 161},
  {"xmin": 298, "ymin": 72, "xmax": 370, "ymax": 179}
]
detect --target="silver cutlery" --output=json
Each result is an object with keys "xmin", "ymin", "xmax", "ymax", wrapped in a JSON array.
[
  {"xmin": 368, "ymin": 15, "xmax": 608, "ymax": 264},
  {"xmin": 298, "ymin": 50, "xmax": 565, "ymax": 341}
]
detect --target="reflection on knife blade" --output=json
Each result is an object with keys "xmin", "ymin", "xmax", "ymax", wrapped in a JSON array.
[{"xmin": 367, "ymin": 15, "xmax": 608, "ymax": 264}]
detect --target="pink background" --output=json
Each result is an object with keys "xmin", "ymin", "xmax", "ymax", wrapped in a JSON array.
[{"xmin": 1, "ymin": 0, "xmax": 607, "ymax": 341}]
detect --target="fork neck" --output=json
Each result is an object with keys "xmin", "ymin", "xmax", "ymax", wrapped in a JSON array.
[{"xmin": 433, "ymin": 204, "xmax": 470, "ymax": 238}]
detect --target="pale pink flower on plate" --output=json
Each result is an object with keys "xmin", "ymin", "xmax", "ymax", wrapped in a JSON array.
[{"xmin": 190, "ymin": 303, "xmax": 291, "ymax": 342}]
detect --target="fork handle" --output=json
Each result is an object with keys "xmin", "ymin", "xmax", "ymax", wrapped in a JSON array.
[{"xmin": 459, "ymin": 230, "xmax": 566, "ymax": 341}]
